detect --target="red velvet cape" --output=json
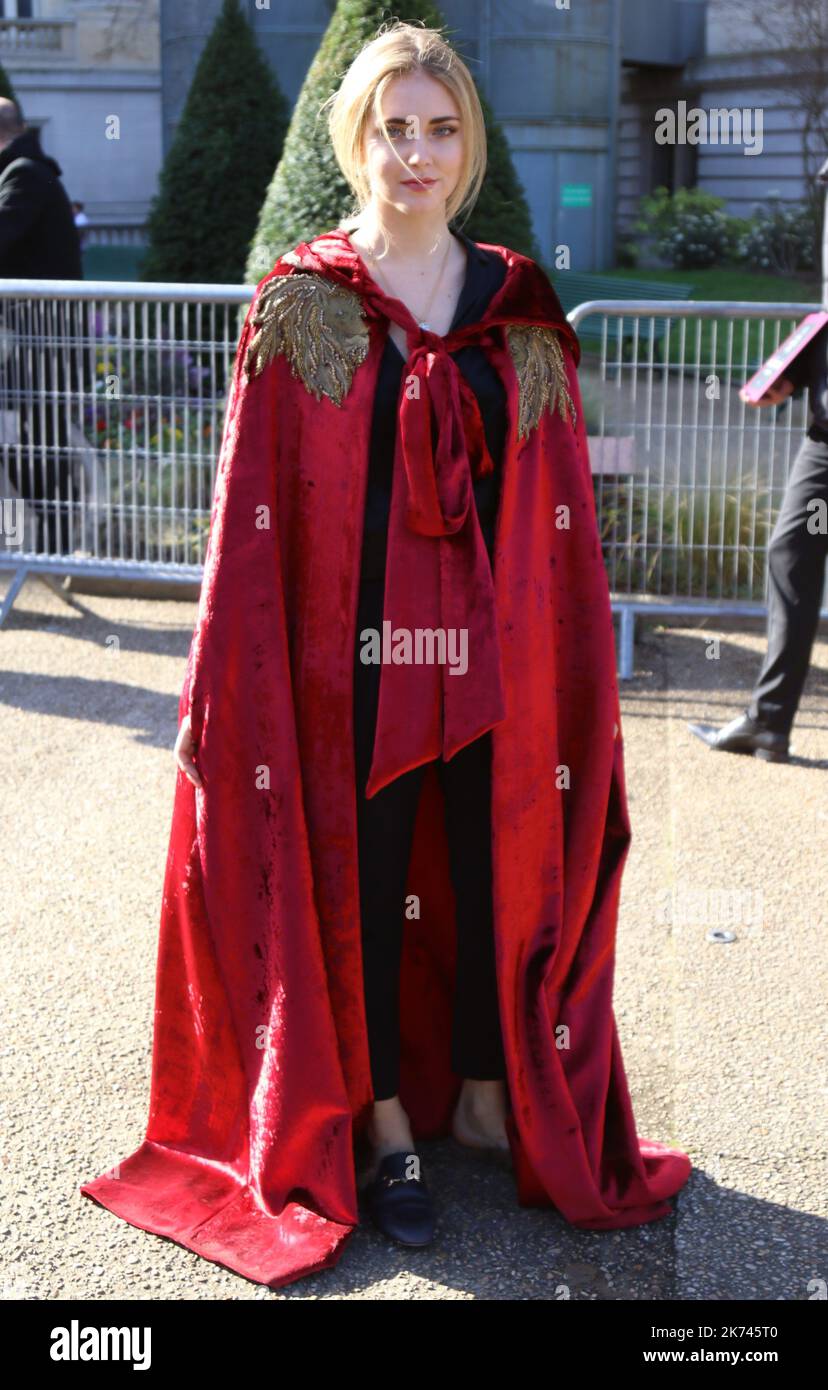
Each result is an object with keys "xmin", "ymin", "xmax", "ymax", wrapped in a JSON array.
[{"xmin": 79, "ymin": 227, "xmax": 692, "ymax": 1288}]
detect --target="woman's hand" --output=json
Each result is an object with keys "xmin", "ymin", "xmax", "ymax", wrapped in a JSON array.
[
  {"xmin": 174, "ymin": 714, "xmax": 203, "ymax": 789},
  {"xmin": 740, "ymin": 376, "xmax": 796, "ymax": 408}
]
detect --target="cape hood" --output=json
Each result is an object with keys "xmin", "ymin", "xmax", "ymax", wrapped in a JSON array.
[{"xmin": 80, "ymin": 226, "xmax": 692, "ymax": 1289}]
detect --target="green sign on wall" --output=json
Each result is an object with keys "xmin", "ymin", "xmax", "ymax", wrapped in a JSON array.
[{"xmin": 561, "ymin": 183, "xmax": 593, "ymax": 208}]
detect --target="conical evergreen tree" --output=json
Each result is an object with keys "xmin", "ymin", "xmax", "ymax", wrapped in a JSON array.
[
  {"xmin": 141, "ymin": 0, "xmax": 289, "ymax": 285},
  {"xmin": 247, "ymin": 0, "xmax": 540, "ymax": 283}
]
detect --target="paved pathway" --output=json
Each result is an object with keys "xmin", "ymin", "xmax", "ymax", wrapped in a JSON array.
[{"xmin": 1, "ymin": 576, "xmax": 825, "ymax": 1300}]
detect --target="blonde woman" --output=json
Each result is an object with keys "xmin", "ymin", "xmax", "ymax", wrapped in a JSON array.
[{"xmin": 81, "ymin": 22, "xmax": 691, "ymax": 1291}]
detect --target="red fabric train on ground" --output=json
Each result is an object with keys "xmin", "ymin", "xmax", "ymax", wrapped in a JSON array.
[{"xmin": 79, "ymin": 227, "xmax": 692, "ymax": 1288}]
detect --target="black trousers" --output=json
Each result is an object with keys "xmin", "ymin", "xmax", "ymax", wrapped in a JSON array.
[
  {"xmin": 353, "ymin": 573, "xmax": 507, "ymax": 1102},
  {"xmin": 748, "ymin": 426, "xmax": 828, "ymax": 735},
  {"xmin": 4, "ymin": 406, "xmax": 75, "ymax": 555},
  {"xmin": 0, "ymin": 298, "xmax": 84, "ymax": 556}
]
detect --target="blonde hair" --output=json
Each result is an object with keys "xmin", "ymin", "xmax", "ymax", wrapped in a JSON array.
[{"xmin": 322, "ymin": 21, "xmax": 486, "ymax": 256}]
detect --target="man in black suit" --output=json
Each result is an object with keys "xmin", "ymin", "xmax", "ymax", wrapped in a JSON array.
[
  {"xmin": 0, "ymin": 96, "xmax": 84, "ymax": 555},
  {"xmin": 688, "ymin": 325, "xmax": 828, "ymax": 762}
]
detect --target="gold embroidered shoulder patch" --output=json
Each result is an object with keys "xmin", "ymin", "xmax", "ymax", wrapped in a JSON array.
[
  {"xmin": 244, "ymin": 271, "xmax": 370, "ymax": 406},
  {"xmin": 505, "ymin": 323, "xmax": 577, "ymax": 439}
]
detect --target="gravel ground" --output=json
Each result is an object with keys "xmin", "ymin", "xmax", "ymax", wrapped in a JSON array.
[{"xmin": 1, "ymin": 574, "xmax": 826, "ymax": 1301}]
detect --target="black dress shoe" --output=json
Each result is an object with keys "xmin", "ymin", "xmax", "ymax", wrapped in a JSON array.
[
  {"xmin": 687, "ymin": 709, "xmax": 791, "ymax": 762},
  {"xmin": 362, "ymin": 1150, "xmax": 435, "ymax": 1247}
]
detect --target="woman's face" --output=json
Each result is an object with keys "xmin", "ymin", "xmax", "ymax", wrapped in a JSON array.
[{"xmin": 360, "ymin": 70, "xmax": 464, "ymax": 217}]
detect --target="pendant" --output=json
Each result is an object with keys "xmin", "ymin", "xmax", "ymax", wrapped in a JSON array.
[{"xmin": 419, "ymin": 321, "xmax": 430, "ymax": 331}]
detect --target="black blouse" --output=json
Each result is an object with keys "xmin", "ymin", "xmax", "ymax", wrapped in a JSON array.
[{"xmin": 359, "ymin": 227, "xmax": 509, "ymax": 583}]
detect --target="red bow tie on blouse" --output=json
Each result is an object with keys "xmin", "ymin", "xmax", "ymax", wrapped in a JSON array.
[
  {"xmin": 290, "ymin": 232, "xmax": 513, "ymax": 798},
  {"xmin": 361, "ymin": 300, "xmax": 508, "ymax": 799},
  {"xmin": 355, "ymin": 286, "xmax": 511, "ymax": 800}
]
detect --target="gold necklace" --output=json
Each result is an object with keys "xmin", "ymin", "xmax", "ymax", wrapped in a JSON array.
[{"xmin": 361, "ymin": 230, "xmax": 454, "ymax": 331}]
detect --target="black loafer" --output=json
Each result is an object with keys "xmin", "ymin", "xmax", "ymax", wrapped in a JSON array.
[
  {"xmin": 362, "ymin": 1150, "xmax": 435, "ymax": 1247},
  {"xmin": 688, "ymin": 710, "xmax": 791, "ymax": 762}
]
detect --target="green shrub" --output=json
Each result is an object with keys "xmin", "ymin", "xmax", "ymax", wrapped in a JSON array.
[
  {"xmin": 736, "ymin": 197, "xmax": 817, "ymax": 274},
  {"xmin": 634, "ymin": 187, "xmax": 741, "ymax": 269},
  {"xmin": 615, "ymin": 238, "xmax": 639, "ymax": 268}
]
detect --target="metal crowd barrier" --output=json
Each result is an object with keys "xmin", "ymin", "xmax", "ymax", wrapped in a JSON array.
[
  {"xmin": 0, "ymin": 283, "xmax": 825, "ymax": 681},
  {"xmin": 568, "ymin": 299, "xmax": 827, "ymax": 676},
  {"xmin": 0, "ymin": 279, "xmax": 250, "ymax": 625}
]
